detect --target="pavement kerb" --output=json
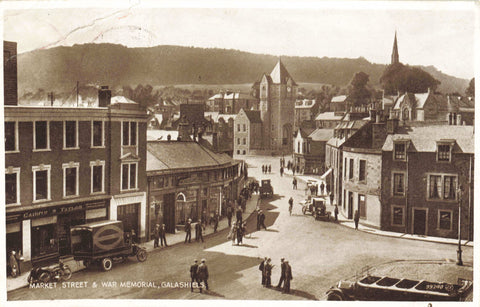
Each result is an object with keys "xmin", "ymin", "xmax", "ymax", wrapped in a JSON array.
[{"xmin": 283, "ymin": 168, "xmax": 474, "ymax": 248}]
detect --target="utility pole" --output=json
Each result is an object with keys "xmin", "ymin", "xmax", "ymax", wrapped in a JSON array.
[{"xmin": 457, "ymin": 185, "xmax": 463, "ymax": 266}]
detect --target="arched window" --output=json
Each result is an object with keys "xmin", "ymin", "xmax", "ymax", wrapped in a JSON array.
[
  {"xmin": 176, "ymin": 192, "xmax": 186, "ymax": 202},
  {"xmin": 402, "ymin": 108, "xmax": 409, "ymax": 120}
]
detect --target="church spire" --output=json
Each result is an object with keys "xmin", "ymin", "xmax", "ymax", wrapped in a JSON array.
[{"xmin": 391, "ymin": 31, "xmax": 399, "ymax": 64}]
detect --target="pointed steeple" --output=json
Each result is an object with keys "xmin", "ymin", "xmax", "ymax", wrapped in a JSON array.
[
  {"xmin": 391, "ymin": 31, "xmax": 399, "ymax": 65},
  {"xmin": 270, "ymin": 58, "xmax": 296, "ymax": 85}
]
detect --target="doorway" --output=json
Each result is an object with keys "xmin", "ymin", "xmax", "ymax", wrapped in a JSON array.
[
  {"xmin": 117, "ymin": 203, "xmax": 140, "ymax": 240},
  {"xmin": 57, "ymin": 211, "xmax": 85, "ymax": 256},
  {"xmin": 413, "ymin": 208, "xmax": 427, "ymax": 235},
  {"xmin": 348, "ymin": 191, "xmax": 353, "ymax": 219},
  {"xmin": 163, "ymin": 193, "xmax": 176, "ymax": 233}
]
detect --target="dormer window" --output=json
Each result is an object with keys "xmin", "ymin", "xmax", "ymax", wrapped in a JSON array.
[
  {"xmin": 437, "ymin": 141, "xmax": 454, "ymax": 162},
  {"xmin": 393, "ymin": 142, "xmax": 406, "ymax": 161}
]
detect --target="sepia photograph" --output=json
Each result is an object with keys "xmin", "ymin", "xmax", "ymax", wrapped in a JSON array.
[{"xmin": 1, "ymin": 0, "xmax": 477, "ymax": 306}]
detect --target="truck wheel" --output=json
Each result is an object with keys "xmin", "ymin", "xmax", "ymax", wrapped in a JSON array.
[
  {"xmin": 327, "ymin": 292, "xmax": 344, "ymax": 300},
  {"xmin": 101, "ymin": 258, "xmax": 113, "ymax": 271},
  {"xmin": 136, "ymin": 249, "xmax": 147, "ymax": 262}
]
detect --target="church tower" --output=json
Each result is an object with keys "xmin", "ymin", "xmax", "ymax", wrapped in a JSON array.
[{"xmin": 391, "ymin": 31, "xmax": 399, "ymax": 64}]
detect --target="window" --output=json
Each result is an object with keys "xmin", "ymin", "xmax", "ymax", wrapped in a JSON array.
[
  {"xmin": 237, "ymin": 150, "xmax": 240, "ymax": 154},
  {"xmin": 243, "ymin": 150, "xmax": 246, "ymax": 155},
  {"xmin": 393, "ymin": 172, "xmax": 405, "ymax": 196},
  {"xmin": 122, "ymin": 121, "xmax": 137, "ymax": 146},
  {"xmin": 90, "ymin": 161, "xmax": 105, "ymax": 194},
  {"xmin": 344, "ymin": 158, "xmax": 347, "ymax": 179},
  {"xmin": 5, "ymin": 167, "xmax": 20, "ymax": 205},
  {"xmin": 64, "ymin": 121, "xmax": 78, "ymax": 149},
  {"xmin": 237, "ymin": 138, "xmax": 240, "ymax": 145},
  {"xmin": 152, "ymin": 177, "xmax": 165, "ymax": 189},
  {"xmin": 34, "ymin": 121, "xmax": 49, "ymax": 150},
  {"xmin": 32, "ymin": 165, "xmax": 51, "ymax": 202},
  {"xmin": 428, "ymin": 174, "xmax": 457, "ymax": 200},
  {"xmin": 359, "ymin": 160, "xmax": 366, "ymax": 181},
  {"xmin": 243, "ymin": 138, "xmax": 246, "ymax": 145},
  {"xmin": 92, "ymin": 121, "xmax": 104, "ymax": 147},
  {"xmin": 438, "ymin": 210, "xmax": 452, "ymax": 230},
  {"xmin": 243, "ymin": 124, "xmax": 246, "ymax": 132},
  {"xmin": 392, "ymin": 206, "xmax": 404, "ymax": 226},
  {"xmin": 5, "ymin": 121, "xmax": 17, "ymax": 152},
  {"xmin": 121, "ymin": 163, "xmax": 137, "ymax": 191},
  {"xmin": 394, "ymin": 143, "xmax": 406, "ymax": 161},
  {"xmin": 237, "ymin": 124, "xmax": 240, "ymax": 132},
  {"xmin": 358, "ymin": 194, "xmax": 366, "ymax": 218},
  {"xmin": 63, "ymin": 162, "xmax": 79, "ymax": 197},
  {"xmin": 349, "ymin": 159, "xmax": 354, "ymax": 180},
  {"xmin": 437, "ymin": 144, "xmax": 451, "ymax": 162}
]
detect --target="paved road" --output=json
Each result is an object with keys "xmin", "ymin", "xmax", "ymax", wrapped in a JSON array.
[{"xmin": 9, "ymin": 155, "xmax": 473, "ymax": 301}]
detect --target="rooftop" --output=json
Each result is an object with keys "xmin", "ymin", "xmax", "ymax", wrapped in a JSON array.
[
  {"xmin": 315, "ymin": 111, "xmax": 344, "ymax": 121},
  {"xmin": 309, "ymin": 128, "xmax": 335, "ymax": 141}
]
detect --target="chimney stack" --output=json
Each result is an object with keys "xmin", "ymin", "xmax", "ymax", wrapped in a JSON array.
[
  {"xmin": 212, "ymin": 132, "xmax": 218, "ymax": 152},
  {"xmin": 177, "ymin": 116, "xmax": 192, "ymax": 141},
  {"xmin": 98, "ymin": 86, "xmax": 111, "ymax": 107}
]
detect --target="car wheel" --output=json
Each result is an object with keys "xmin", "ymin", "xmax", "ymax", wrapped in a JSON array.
[
  {"xmin": 39, "ymin": 272, "xmax": 51, "ymax": 283},
  {"xmin": 101, "ymin": 258, "xmax": 113, "ymax": 271},
  {"xmin": 327, "ymin": 292, "xmax": 344, "ymax": 300},
  {"xmin": 136, "ymin": 249, "xmax": 147, "ymax": 262},
  {"xmin": 62, "ymin": 267, "xmax": 72, "ymax": 280}
]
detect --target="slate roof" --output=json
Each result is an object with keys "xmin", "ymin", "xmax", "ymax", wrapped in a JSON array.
[
  {"xmin": 147, "ymin": 141, "xmax": 233, "ymax": 172},
  {"xmin": 315, "ymin": 112, "xmax": 344, "ymax": 121},
  {"xmin": 243, "ymin": 110, "xmax": 262, "ymax": 123},
  {"xmin": 269, "ymin": 59, "xmax": 297, "ymax": 85},
  {"xmin": 111, "ymin": 96, "xmax": 137, "ymax": 104},
  {"xmin": 309, "ymin": 129, "xmax": 334, "ymax": 141},
  {"xmin": 331, "ymin": 95, "xmax": 348, "ymax": 103},
  {"xmin": 296, "ymin": 126, "xmax": 316, "ymax": 138},
  {"xmin": 393, "ymin": 92, "xmax": 432, "ymax": 110},
  {"xmin": 382, "ymin": 125, "xmax": 474, "ymax": 154}
]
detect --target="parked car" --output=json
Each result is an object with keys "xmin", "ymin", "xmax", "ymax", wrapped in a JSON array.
[
  {"xmin": 326, "ymin": 275, "xmax": 473, "ymax": 301},
  {"xmin": 259, "ymin": 179, "xmax": 273, "ymax": 198},
  {"xmin": 70, "ymin": 220, "xmax": 147, "ymax": 271}
]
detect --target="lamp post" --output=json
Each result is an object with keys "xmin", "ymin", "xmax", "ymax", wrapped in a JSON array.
[{"xmin": 456, "ymin": 185, "xmax": 463, "ymax": 266}]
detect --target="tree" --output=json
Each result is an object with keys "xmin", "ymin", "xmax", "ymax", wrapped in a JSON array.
[
  {"xmin": 380, "ymin": 63, "xmax": 440, "ymax": 95},
  {"xmin": 347, "ymin": 72, "xmax": 372, "ymax": 106},
  {"xmin": 466, "ymin": 78, "xmax": 475, "ymax": 97}
]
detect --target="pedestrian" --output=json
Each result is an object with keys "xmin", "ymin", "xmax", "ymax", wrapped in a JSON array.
[
  {"xmin": 326, "ymin": 182, "xmax": 331, "ymax": 194},
  {"xmin": 334, "ymin": 205, "xmax": 339, "ymax": 222},
  {"xmin": 236, "ymin": 221, "xmax": 244, "ymax": 245},
  {"xmin": 184, "ymin": 218, "xmax": 192, "ymax": 243},
  {"xmin": 296, "ymin": 165, "xmax": 299, "ymax": 174},
  {"xmin": 292, "ymin": 166, "xmax": 295, "ymax": 176},
  {"xmin": 288, "ymin": 197, "xmax": 293, "ymax": 216},
  {"xmin": 354, "ymin": 210, "xmax": 360, "ymax": 230},
  {"xmin": 292, "ymin": 177, "xmax": 297, "ymax": 190},
  {"xmin": 197, "ymin": 259, "xmax": 209, "ymax": 292},
  {"xmin": 259, "ymin": 257, "xmax": 267, "ymax": 285},
  {"xmin": 329, "ymin": 192, "xmax": 334, "ymax": 206},
  {"xmin": 259, "ymin": 210, "xmax": 267, "ymax": 230},
  {"xmin": 195, "ymin": 220, "xmax": 205, "ymax": 242},
  {"xmin": 262, "ymin": 165, "xmax": 265, "ymax": 174},
  {"xmin": 153, "ymin": 224, "xmax": 160, "ymax": 248},
  {"xmin": 276, "ymin": 258, "xmax": 286, "ymax": 288},
  {"xmin": 213, "ymin": 212, "xmax": 219, "ymax": 233},
  {"xmin": 236, "ymin": 206, "xmax": 243, "ymax": 224},
  {"xmin": 320, "ymin": 182, "xmax": 325, "ymax": 195},
  {"xmin": 280, "ymin": 167, "xmax": 284, "ymax": 177},
  {"xmin": 268, "ymin": 165, "xmax": 271, "ymax": 173},
  {"xmin": 160, "ymin": 224, "xmax": 168, "ymax": 246},
  {"xmin": 8, "ymin": 250, "xmax": 19, "ymax": 277},
  {"xmin": 241, "ymin": 197, "xmax": 246, "ymax": 213},
  {"xmin": 226, "ymin": 205, "xmax": 233, "ymax": 227},
  {"xmin": 283, "ymin": 260, "xmax": 293, "ymax": 293},
  {"xmin": 190, "ymin": 259, "xmax": 199, "ymax": 292},
  {"xmin": 256, "ymin": 209, "xmax": 261, "ymax": 230},
  {"xmin": 264, "ymin": 258, "xmax": 273, "ymax": 288},
  {"xmin": 228, "ymin": 223, "xmax": 237, "ymax": 245}
]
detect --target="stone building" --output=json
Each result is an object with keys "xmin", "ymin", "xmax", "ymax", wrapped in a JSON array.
[
  {"xmin": 206, "ymin": 91, "xmax": 259, "ymax": 114},
  {"xmin": 293, "ymin": 128, "xmax": 334, "ymax": 175},
  {"xmin": 294, "ymin": 99, "xmax": 318, "ymax": 131},
  {"xmin": 233, "ymin": 109, "xmax": 263, "ymax": 155}
]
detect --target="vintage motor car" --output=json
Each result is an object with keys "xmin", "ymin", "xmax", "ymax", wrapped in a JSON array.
[
  {"xmin": 326, "ymin": 275, "xmax": 473, "ymax": 301},
  {"xmin": 70, "ymin": 220, "xmax": 147, "ymax": 271},
  {"xmin": 259, "ymin": 179, "xmax": 273, "ymax": 198},
  {"xmin": 301, "ymin": 197, "xmax": 330, "ymax": 221}
]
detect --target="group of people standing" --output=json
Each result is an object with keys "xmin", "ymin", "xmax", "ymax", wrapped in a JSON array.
[
  {"xmin": 227, "ymin": 220, "xmax": 247, "ymax": 245},
  {"xmin": 259, "ymin": 257, "xmax": 293, "ymax": 293},
  {"xmin": 153, "ymin": 224, "xmax": 168, "ymax": 248},
  {"xmin": 261, "ymin": 164, "xmax": 271, "ymax": 174},
  {"xmin": 189, "ymin": 258, "xmax": 209, "ymax": 293},
  {"xmin": 184, "ymin": 218, "xmax": 207, "ymax": 244}
]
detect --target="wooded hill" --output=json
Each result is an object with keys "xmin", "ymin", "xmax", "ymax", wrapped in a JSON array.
[{"xmin": 17, "ymin": 43, "xmax": 469, "ymax": 95}]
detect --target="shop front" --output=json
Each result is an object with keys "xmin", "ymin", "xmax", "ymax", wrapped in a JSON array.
[{"xmin": 111, "ymin": 192, "xmax": 146, "ymax": 242}]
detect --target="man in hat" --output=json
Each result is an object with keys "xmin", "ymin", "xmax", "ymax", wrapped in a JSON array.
[
  {"xmin": 264, "ymin": 258, "xmax": 273, "ymax": 288},
  {"xmin": 184, "ymin": 218, "xmax": 192, "ymax": 243},
  {"xmin": 153, "ymin": 224, "xmax": 160, "ymax": 248},
  {"xmin": 258, "ymin": 210, "xmax": 267, "ymax": 230},
  {"xmin": 283, "ymin": 260, "xmax": 293, "ymax": 293},
  {"xmin": 160, "ymin": 224, "xmax": 168, "ymax": 247},
  {"xmin": 195, "ymin": 219, "xmax": 205, "ymax": 243},
  {"xmin": 197, "ymin": 259, "xmax": 209, "ymax": 292},
  {"xmin": 276, "ymin": 258, "xmax": 286, "ymax": 288},
  {"xmin": 190, "ymin": 259, "xmax": 199, "ymax": 292},
  {"xmin": 259, "ymin": 257, "xmax": 267, "ymax": 285}
]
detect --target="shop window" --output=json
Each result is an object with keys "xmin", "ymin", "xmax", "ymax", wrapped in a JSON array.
[
  {"xmin": 392, "ymin": 172, "xmax": 405, "ymax": 196},
  {"xmin": 393, "ymin": 143, "xmax": 406, "ymax": 161},
  {"xmin": 31, "ymin": 223, "xmax": 58, "ymax": 259},
  {"xmin": 428, "ymin": 174, "xmax": 457, "ymax": 200},
  {"xmin": 359, "ymin": 160, "xmax": 366, "ymax": 181},
  {"xmin": 63, "ymin": 162, "xmax": 79, "ymax": 197},
  {"xmin": 5, "ymin": 168, "xmax": 20, "ymax": 205},
  {"xmin": 90, "ymin": 161, "xmax": 105, "ymax": 194},
  {"xmin": 438, "ymin": 210, "xmax": 452, "ymax": 230},
  {"xmin": 33, "ymin": 165, "xmax": 51, "ymax": 202},
  {"xmin": 92, "ymin": 121, "xmax": 104, "ymax": 147},
  {"xmin": 64, "ymin": 121, "xmax": 78, "ymax": 149},
  {"xmin": 5, "ymin": 121, "xmax": 17, "ymax": 152},
  {"xmin": 34, "ymin": 121, "xmax": 49, "ymax": 150},
  {"xmin": 437, "ymin": 144, "xmax": 452, "ymax": 162},
  {"xmin": 122, "ymin": 121, "xmax": 137, "ymax": 146},
  {"xmin": 121, "ymin": 162, "xmax": 137, "ymax": 191},
  {"xmin": 392, "ymin": 206, "xmax": 404, "ymax": 226}
]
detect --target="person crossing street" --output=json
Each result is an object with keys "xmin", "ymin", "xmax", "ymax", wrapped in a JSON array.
[{"xmin": 288, "ymin": 197, "xmax": 293, "ymax": 216}]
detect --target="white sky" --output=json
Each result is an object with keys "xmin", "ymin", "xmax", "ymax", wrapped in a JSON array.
[{"xmin": 1, "ymin": 1, "xmax": 477, "ymax": 79}]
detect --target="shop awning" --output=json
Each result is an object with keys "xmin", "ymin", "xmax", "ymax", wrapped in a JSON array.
[{"xmin": 320, "ymin": 167, "xmax": 333, "ymax": 180}]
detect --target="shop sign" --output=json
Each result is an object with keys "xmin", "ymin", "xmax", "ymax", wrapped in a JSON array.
[{"xmin": 22, "ymin": 204, "xmax": 85, "ymax": 220}]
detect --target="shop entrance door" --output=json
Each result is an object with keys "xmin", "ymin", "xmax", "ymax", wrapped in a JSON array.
[
  {"xmin": 117, "ymin": 203, "xmax": 140, "ymax": 241},
  {"xmin": 348, "ymin": 191, "xmax": 353, "ymax": 219},
  {"xmin": 163, "ymin": 193, "xmax": 176, "ymax": 233},
  {"xmin": 57, "ymin": 211, "xmax": 85, "ymax": 256},
  {"xmin": 413, "ymin": 208, "xmax": 427, "ymax": 235}
]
